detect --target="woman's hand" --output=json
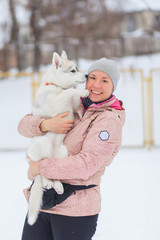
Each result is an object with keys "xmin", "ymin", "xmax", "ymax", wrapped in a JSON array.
[{"xmin": 40, "ymin": 112, "xmax": 74, "ymax": 134}]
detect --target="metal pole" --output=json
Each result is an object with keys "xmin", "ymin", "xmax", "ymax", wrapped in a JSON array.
[{"xmin": 145, "ymin": 73, "xmax": 154, "ymax": 150}]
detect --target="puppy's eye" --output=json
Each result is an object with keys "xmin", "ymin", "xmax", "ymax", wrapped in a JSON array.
[{"xmin": 71, "ymin": 70, "xmax": 76, "ymax": 73}]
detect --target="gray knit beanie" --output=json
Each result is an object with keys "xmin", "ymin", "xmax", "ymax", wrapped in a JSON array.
[{"xmin": 87, "ymin": 57, "xmax": 120, "ymax": 90}]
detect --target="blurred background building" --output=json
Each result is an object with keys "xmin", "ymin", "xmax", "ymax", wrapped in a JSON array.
[{"xmin": 0, "ymin": 0, "xmax": 160, "ymax": 71}]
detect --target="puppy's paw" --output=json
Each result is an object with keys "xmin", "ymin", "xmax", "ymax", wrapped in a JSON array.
[
  {"xmin": 80, "ymin": 89, "xmax": 89, "ymax": 98},
  {"xmin": 53, "ymin": 180, "xmax": 64, "ymax": 195},
  {"xmin": 42, "ymin": 178, "xmax": 54, "ymax": 189}
]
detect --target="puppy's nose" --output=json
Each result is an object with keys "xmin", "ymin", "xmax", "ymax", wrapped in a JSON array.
[{"xmin": 85, "ymin": 74, "xmax": 88, "ymax": 79}]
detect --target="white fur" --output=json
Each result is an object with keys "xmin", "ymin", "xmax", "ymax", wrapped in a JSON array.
[{"xmin": 27, "ymin": 50, "xmax": 89, "ymax": 225}]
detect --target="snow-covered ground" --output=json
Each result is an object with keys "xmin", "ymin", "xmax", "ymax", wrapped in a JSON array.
[
  {"xmin": 0, "ymin": 53, "xmax": 160, "ymax": 239},
  {"xmin": 0, "ymin": 148, "xmax": 159, "ymax": 240}
]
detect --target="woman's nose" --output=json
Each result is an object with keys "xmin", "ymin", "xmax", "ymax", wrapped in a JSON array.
[{"xmin": 92, "ymin": 80, "xmax": 101, "ymax": 88}]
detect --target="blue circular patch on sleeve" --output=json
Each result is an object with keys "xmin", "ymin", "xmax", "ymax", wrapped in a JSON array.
[{"xmin": 99, "ymin": 131, "xmax": 110, "ymax": 141}]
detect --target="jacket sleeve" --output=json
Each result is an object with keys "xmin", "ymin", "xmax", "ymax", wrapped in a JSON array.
[
  {"xmin": 17, "ymin": 114, "xmax": 45, "ymax": 138},
  {"xmin": 39, "ymin": 112, "xmax": 123, "ymax": 181}
]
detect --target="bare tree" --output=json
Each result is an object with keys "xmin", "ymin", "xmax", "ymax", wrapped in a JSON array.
[
  {"xmin": 27, "ymin": 0, "xmax": 43, "ymax": 71},
  {"xmin": 2, "ymin": 0, "xmax": 149, "ymax": 70},
  {"xmin": 9, "ymin": 0, "xmax": 22, "ymax": 70}
]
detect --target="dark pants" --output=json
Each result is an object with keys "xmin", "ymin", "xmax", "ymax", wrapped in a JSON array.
[{"xmin": 21, "ymin": 212, "xmax": 98, "ymax": 240}]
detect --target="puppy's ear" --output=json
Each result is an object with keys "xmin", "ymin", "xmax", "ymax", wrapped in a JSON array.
[
  {"xmin": 61, "ymin": 50, "xmax": 68, "ymax": 60},
  {"xmin": 52, "ymin": 52, "xmax": 62, "ymax": 68}
]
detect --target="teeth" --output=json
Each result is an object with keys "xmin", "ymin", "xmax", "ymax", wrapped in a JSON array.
[{"xmin": 91, "ymin": 90, "xmax": 101, "ymax": 95}]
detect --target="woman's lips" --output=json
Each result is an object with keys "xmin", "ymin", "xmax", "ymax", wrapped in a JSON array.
[{"xmin": 91, "ymin": 90, "xmax": 102, "ymax": 95}]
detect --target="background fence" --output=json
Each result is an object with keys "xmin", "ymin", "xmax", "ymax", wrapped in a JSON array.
[{"xmin": 0, "ymin": 68, "xmax": 159, "ymax": 151}]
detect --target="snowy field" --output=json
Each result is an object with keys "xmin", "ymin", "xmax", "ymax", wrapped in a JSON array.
[
  {"xmin": 0, "ymin": 53, "xmax": 160, "ymax": 239},
  {"xmin": 0, "ymin": 148, "xmax": 160, "ymax": 240}
]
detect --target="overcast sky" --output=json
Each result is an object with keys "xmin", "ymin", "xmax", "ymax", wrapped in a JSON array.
[{"xmin": 107, "ymin": 0, "xmax": 160, "ymax": 11}]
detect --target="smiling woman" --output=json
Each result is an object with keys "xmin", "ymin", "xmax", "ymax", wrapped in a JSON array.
[
  {"xmin": 18, "ymin": 56, "xmax": 125, "ymax": 240},
  {"xmin": 85, "ymin": 57, "xmax": 120, "ymax": 103},
  {"xmin": 86, "ymin": 71, "xmax": 114, "ymax": 102}
]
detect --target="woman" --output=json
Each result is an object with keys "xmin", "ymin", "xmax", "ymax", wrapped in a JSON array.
[{"xmin": 18, "ymin": 57, "xmax": 125, "ymax": 240}]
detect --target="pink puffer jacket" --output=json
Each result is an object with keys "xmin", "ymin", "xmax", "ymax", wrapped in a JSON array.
[{"xmin": 18, "ymin": 95, "xmax": 125, "ymax": 216}]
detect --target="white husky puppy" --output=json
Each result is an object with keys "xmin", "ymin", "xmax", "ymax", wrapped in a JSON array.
[{"xmin": 27, "ymin": 50, "xmax": 89, "ymax": 225}]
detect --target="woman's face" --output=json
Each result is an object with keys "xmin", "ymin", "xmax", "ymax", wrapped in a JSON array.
[{"xmin": 86, "ymin": 71, "xmax": 113, "ymax": 102}]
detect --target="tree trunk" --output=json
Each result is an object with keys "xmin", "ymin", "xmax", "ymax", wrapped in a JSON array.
[
  {"xmin": 9, "ymin": 0, "xmax": 22, "ymax": 70},
  {"xmin": 29, "ymin": 0, "xmax": 42, "ymax": 72}
]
